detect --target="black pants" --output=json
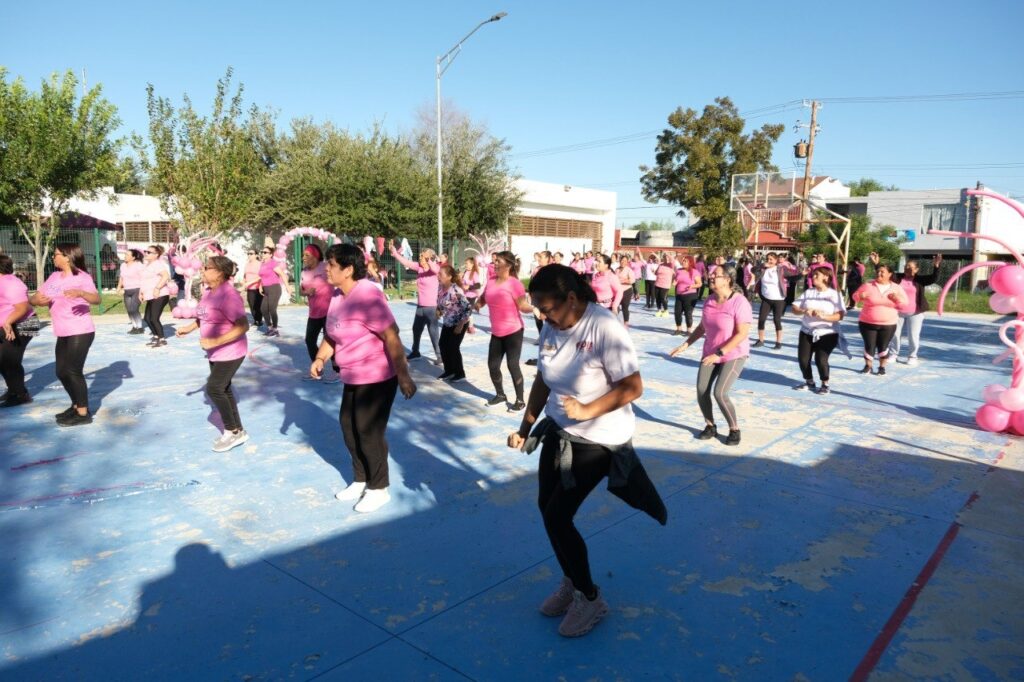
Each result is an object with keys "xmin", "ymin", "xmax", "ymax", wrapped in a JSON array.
[
  {"xmin": 247, "ymin": 289, "xmax": 264, "ymax": 326},
  {"xmin": 0, "ymin": 330, "xmax": 31, "ymax": 396},
  {"xmin": 207, "ymin": 357, "xmax": 244, "ymax": 431},
  {"xmin": 674, "ymin": 292, "xmax": 698, "ymax": 328},
  {"xmin": 261, "ymin": 284, "xmax": 282, "ymax": 328},
  {"xmin": 488, "ymin": 328, "xmax": 524, "ymax": 401},
  {"xmin": 798, "ymin": 331, "xmax": 839, "ymax": 383},
  {"xmin": 439, "ymin": 324, "xmax": 467, "ymax": 376},
  {"xmin": 124, "ymin": 289, "xmax": 142, "ymax": 328},
  {"xmin": 644, "ymin": 280, "xmax": 656, "ymax": 307},
  {"xmin": 538, "ymin": 436, "xmax": 610, "ymax": 595},
  {"xmin": 55, "ymin": 332, "xmax": 94, "ymax": 408},
  {"xmin": 620, "ymin": 288, "xmax": 634, "ymax": 322},
  {"xmin": 757, "ymin": 298, "xmax": 787, "ymax": 332},
  {"xmin": 655, "ymin": 286, "xmax": 669, "ymax": 312},
  {"xmin": 340, "ymin": 376, "xmax": 398, "ymax": 490},
  {"xmin": 306, "ymin": 316, "xmax": 326, "ymax": 361},
  {"xmin": 145, "ymin": 296, "xmax": 169, "ymax": 337},
  {"xmin": 784, "ymin": 276, "xmax": 801, "ymax": 306},
  {"xmin": 859, "ymin": 321, "xmax": 896, "ymax": 361},
  {"xmin": 411, "ymin": 305, "xmax": 440, "ymax": 356}
]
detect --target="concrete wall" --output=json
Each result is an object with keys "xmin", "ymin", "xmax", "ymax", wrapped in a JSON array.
[{"xmin": 510, "ymin": 179, "xmax": 616, "ymax": 269}]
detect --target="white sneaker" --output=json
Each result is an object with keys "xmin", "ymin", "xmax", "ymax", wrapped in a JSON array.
[
  {"xmin": 212, "ymin": 429, "xmax": 249, "ymax": 452},
  {"xmin": 353, "ymin": 487, "xmax": 390, "ymax": 513},
  {"xmin": 906, "ymin": 357, "xmax": 919, "ymax": 367},
  {"xmin": 334, "ymin": 481, "xmax": 366, "ymax": 501}
]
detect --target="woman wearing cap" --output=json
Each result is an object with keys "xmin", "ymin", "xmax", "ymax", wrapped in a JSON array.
[
  {"xmin": 116, "ymin": 248, "xmax": 146, "ymax": 334},
  {"xmin": 140, "ymin": 244, "xmax": 172, "ymax": 347},
  {"xmin": 258, "ymin": 246, "xmax": 289, "ymax": 337},
  {"xmin": 474, "ymin": 250, "xmax": 533, "ymax": 410},
  {"xmin": 241, "ymin": 248, "xmax": 264, "ymax": 329},
  {"xmin": 670, "ymin": 264, "xmax": 752, "ymax": 446},
  {"xmin": 300, "ymin": 245, "xmax": 333, "ymax": 368},
  {"xmin": 176, "ymin": 256, "xmax": 250, "ymax": 451}
]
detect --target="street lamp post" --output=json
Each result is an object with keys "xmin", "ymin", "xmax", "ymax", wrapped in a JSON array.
[{"xmin": 436, "ymin": 12, "xmax": 507, "ymax": 254}]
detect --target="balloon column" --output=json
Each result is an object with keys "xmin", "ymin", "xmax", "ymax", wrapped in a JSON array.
[
  {"xmin": 933, "ymin": 189, "xmax": 1024, "ymax": 433},
  {"xmin": 171, "ymin": 236, "xmax": 224, "ymax": 319}
]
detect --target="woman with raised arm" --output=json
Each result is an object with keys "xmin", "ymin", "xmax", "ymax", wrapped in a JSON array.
[
  {"xmin": 176, "ymin": 256, "xmax": 251, "ymax": 451},
  {"xmin": 140, "ymin": 244, "xmax": 172, "ymax": 347},
  {"xmin": 852, "ymin": 258, "xmax": 907, "ymax": 376},
  {"xmin": 312, "ymin": 244, "xmax": 417, "ymax": 514},
  {"xmin": 389, "ymin": 240, "xmax": 442, "ymax": 364},
  {"xmin": 873, "ymin": 252, "xmax": 942, "ymax": 366},
  {"xmin": 474, "ymin": 250, "xmax": 533, "ymax": 410},
  {"xmin": 653, "ymin": 252, "xmax": 674, "ymax": 317},
  {"xmin": 508, "ymin": 264, "xmax": 665, "ymax": 638},
  {"xmin": 29, "ymin": 244, "xmax": 101, "ymax": 426},
  {"xmin": 670, "ymin": 265, "xmax": 752, "ymax": 446},
  {"xmin": 752, "ymin": 252, "xmax": 799, "ymax": 350}
]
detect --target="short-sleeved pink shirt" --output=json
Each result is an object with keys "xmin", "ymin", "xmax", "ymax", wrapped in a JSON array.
[
  {"xmin": 485, "ymin": 277, "xmax": 526, "ymax": 338},
  {"xmin": 141, "ymin": 260, "xmax": 171, "ymax": 300},
  {"xmin": 120, "ymin": 261, "xmax": 144, "ymax": 290},
  {"xmin": 0, "ymin": 274, "xmax": 32, "ymax": 326},
  {"xmin": 674, "ymin": 268, "xmax": 699, "ymax": 295},
  {"xmin": 197, "ymin": 282, "xmax": 248, "ymax": 362},
  {"xmin": 301, "ymin": 263, "xmax": 332, "ymax": 318},
  {"xmin": 325, "ymin": 279, "xmax": 397, "ymax": 385},
  {"xmin": 41, "ymin": 270, "xmax": 97, "ymax": 337},
  {"xmin": 701, "ymin": 293, "xmax": 753, "ymax": 363},
  {"xmin": 655, "ymin": 264, "xmax": 674, "ymax": 289}
]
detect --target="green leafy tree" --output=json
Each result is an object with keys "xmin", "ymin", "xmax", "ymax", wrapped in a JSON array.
[
  {"xmin": 848, "ymin": 177, "xmax": 899, "ymax": 197},
  {"xmin": 797, "ymin": 213, "xmax": 903, "ymax": 267},
  {"xmin": 0, "ymin": 68, "xmax": 122, "ymax": 285},
  {"xmin": 139, "ymin": 67, "xmax": 272, "ymax": 238},
  {"xmin": 628, "ymin": 220, "xmax": 676, "ymax": 233},
  {"xmin": 640, "ymin": 96, "xmax": 784, "ymax": 252}
]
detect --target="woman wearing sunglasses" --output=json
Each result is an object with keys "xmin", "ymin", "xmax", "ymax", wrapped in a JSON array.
[
  {"xmin": 258, "ymin": 247, "xmax": 289, "ymax": 337},
  {"xmin": 241, "ymin": 248, "xmax": 264, "ymax": 329},
  {"xmin": 140, "ymin": 244, "xmax": 172, "ymax": 347}
]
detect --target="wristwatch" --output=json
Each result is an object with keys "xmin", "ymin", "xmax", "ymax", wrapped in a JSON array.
[{"xmin": 715, "ymin": 349, "xmax": 725, "ymax": 357}]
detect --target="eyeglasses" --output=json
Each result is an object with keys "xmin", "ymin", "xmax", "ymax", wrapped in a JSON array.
[
  {"xmin": 145, "ymin": 250, "xmax": 157, "ymax": 254},
  {"xmin": 261, "ymin": 250, "xmax": 272, "ymax": 254}
]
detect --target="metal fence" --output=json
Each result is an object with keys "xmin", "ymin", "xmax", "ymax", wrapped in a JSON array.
[{"xmin": 0, "ymin": 225, "xmax": 120, "ymax": 292}]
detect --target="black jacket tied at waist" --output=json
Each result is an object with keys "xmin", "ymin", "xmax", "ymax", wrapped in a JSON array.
[{"xmin": 522, "ymin": 417, "xmax": 668, "ymax": 526}]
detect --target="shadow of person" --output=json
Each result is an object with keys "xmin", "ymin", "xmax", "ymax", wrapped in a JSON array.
[
  {"xmin": 85, "ymin": 360, "xmax": 133, "ymax": 414},
  {"xmin": 274, "ymin": 390, "xmax": 346, "ymax": 477},
  {"xmin": 633, "ymin": 404, "xmax": 700, "ymax": 437},
  {"xmin": 23, "ymin": 361, "xmax": 56, "ymax": 397}
]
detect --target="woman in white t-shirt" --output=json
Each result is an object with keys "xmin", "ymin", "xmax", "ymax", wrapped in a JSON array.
[
  {"xmin": 507, "ymin": 264, "xmax": 665, "ymax": 639},
  {"xmin": 753, "ymin": 252, "xmax": 798, "ymax": 350},
  {"xmin": 791, "ymin": 267, "xmax": 846, "ymax": 394}
]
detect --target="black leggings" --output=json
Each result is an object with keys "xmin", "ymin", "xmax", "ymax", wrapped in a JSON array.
[
  {"xmin": 798, "ymin": 331, "xmax": 839, "ymax": 383},
  {"xmin": 340, "ymin": 376, "xmax": 398, "ymax": 490},
  {"xmin": 757, "ymin": 298, "xmax": 787, "ymax": 332},
  {"xmin": 619, "ymin": 288, "xmax": 634, "ymax": 322},
  {"xmin": 674, "ymin": 292, "xmax": 698, "ymax": 328},
  {"xmin": 124, "ymin": 289, "xmax": 142, "ymax": 328},
  {"xmin": 0, "ymin": 331, "xmax": 31, "ymax": 396},
  {"xmin": 207, "ymin": 357, "xmax": 244, "ymax": 431},
  {"xmin": 645, "ymin": 280, "xmax": 656, "ymax": 307},
  {"xmin": 144, "ymin": 296, "xmax": 169, "ymax": 337},
  {"xmin": 859, "ymin": 321, "xmax": 896, "ymax": 361},
  {"xmin": 439, "ymin": 324, "xmax": 467, "ymax": 376},
  {"xmin": 261, "ymin": 284, "xmax": 282, "ymax": 328},
  {"xmin": 538, "ymin": 436, "xmax": 610, "ymax": 595},
  {"xmin": 412, "ymin": 305, "xmax": 440, "ymax": 356},
  {"xmin": 55, "ymin": 332, "xmax": 94, "ymax": 408},
  {"xmin": 306, "ymin": 317, "xmax": 326, "ymax": 361},
  {"xmin": 655, "ymin": 286, "xmax": 669, "ymax": 312},
  {"xmin": 695, "ymin": 357, "xmax": 745, "ymax": 430},
  {"xmin": 488, "ymin": 328, "xmax": 524, "ymax": 401},
  {"xmin": 247, "ymin": 289, "xmax": 264, "ymax": 326}
]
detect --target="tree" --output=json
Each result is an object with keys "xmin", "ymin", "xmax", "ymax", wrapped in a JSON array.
[
  {"xmin": 628, "ymin": 220, "xmax": 676, "ymax": 233},
  {"xmin": 640, "ymin": 97, "xmax": 784, "ymax": 251},
  {"xmin": 412, "ymin": 103, "xmax": 522, "ymax": 240},
  {"xmin": 797, "ymin": 213, "xmax": 903, "ymax": 266},
  {"xmin": 848, "ymin": 177, "xmax": 899, "ymax": 197},
  {"xmin": 139, "ymin": 67, "xmax": 272, "ymax": 238},
  {"xmin": 0, "ymin": 68, "xmax": 122, "ymax": 285}
]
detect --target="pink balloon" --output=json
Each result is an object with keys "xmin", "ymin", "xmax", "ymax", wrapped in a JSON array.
[
  {"xmin": 990, "ymin": 265, "xmax": 1024, "ymax": 295},
  {"xmin": 999, "ymin": 387, "xmax": 1024, "ymax": 411},
  {"xmin": 274, "ymin": 249, "xmax": 286, "ymax": 259},
  {"xmin": 983, "ymin": 384, "xmax": 1008, "ymax": 404},
  {"xmin": 1010, "ymin": 410, "xmax": 1024, "ymax": 436},
  {"xmin": 990, "ymin": 292, "xmax": 1017, "ymax": 315},
  {"xmin": 976, "ymin": 404, "xmax": 1012, "ymax": 432}
]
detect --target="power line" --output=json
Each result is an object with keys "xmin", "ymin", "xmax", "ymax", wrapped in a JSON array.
[{"xmin": 816, "ymin": 90, "xmax": 1024, "ymax": 104}]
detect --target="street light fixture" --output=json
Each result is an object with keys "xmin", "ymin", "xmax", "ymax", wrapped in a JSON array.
[{"xmin": 435, "ymin": 11, "xmax": 507, "ymax": 254}]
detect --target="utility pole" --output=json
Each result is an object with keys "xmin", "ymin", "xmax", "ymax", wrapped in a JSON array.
[{"xmin": 801, "ymin": 100, "xmax": 820, "ymax": 207}]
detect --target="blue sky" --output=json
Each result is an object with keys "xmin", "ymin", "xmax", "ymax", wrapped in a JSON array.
[{"xmin": 4, "ymin": 0, "xmax": 1023, "ymax": 229}]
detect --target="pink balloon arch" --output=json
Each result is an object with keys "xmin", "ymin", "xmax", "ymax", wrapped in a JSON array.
[
  {"xmin": 272, "ymin": 226, "xmax": 343, "ymax": 264},
  {"xmin": 933, "ymin": 189, "xmax": 1024, "ymax": 434},
  {"xmin": 170, "ymin": 236, "xmax": 224, "ymax": 319}
]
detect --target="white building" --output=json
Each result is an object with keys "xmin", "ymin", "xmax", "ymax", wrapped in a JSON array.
[{"xmin": 508, "ymin": 179, "xmax": 617, "ymax": 267}]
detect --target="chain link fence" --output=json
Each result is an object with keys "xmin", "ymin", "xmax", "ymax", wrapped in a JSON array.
[{"xmin": 0, "ymin": 225, "xmax": 120, "ymax": 291}]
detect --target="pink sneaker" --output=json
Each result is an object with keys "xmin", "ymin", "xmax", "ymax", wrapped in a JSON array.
[
  {"xmin": 539, "ymin": 576, "xmax": 574, "ymax": 617},
  {"xmin": 558, "ymin": 587, "xmax": 609, "ymax": 637}
]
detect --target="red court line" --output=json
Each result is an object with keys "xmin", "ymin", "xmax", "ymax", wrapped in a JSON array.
[
  {"xmin": 0, "ymin": 483, "xmax": 147, "ymax": 507},
  {"xmin": 10, "ymin": 452, "xmax": 88, "ymax": 471}
]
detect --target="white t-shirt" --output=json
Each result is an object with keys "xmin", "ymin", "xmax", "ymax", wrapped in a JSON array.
[
  {"xmin": 795, "ymin": 287, "xmax": 846, "ymax": 335},
  {"xmin": 760, "ymin": 267, "xmax": 783, "ymax": 300},
  {"xmin": 644, "ymin": 263, "xmax": 658, "ymax": 281},
  {"xmin": 538, "ymin": 303, "xmax": 639, "ymax": 445}
]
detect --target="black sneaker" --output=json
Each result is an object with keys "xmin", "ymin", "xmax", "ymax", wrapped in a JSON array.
[
  {"xmin": 447, "ymin": 374, "xmax": 466, "ymax": 382},
  {"xmin": 877, "ymin": 367, "xmax": 886, "ymax": 376},
  {"xmin": 773, "ymin": 343, "xmax": 783, "ymax": 350},
  {"xmin": 438, "ymin": 373, "xmax": 453, "ymax": 381},
  {"xmin": 725, "ymin": 429, "xmax": 741, "ymax": 446},
  {"xmin": 57, "ymin": 411, "xmax": 93, "ymax": 427},
  {"xmin": 793, "ymin": 382, "xmax": 814, "ymax": 391},
  {"xmin": 486, "ymin": 395, "xmax": 507, "ymax": 407},
  {"xmin": 509, "ymin": 400, "xmax": 526, "ymax": 411},
  {"xmin": 697, "ymin": 424, "xmax": 717, "ymax": 440},
  {"xmin": 859, "ymin": 365, "xmax": 872, "ymax": 374},
  {"xmin": 407, "ymin": 352, "xmax": 422, "ymax": 360},
  {"xmin": 752, "ymin": 340, "xmax": 764, "ymax": 348},
  {"xmin": 0, "ymin": 393, "xmax": 32, "ymax": 408},
  {"xmin": 816, "ymin": 384, "xmax": 830, "ymax": 395},
  {"xmin": 525, "ymin": 358, "xmax": 538, "ymax": 366},
  {"xmin": 55, "ymin": 406, "xmax": 77, "ymax": 420}
]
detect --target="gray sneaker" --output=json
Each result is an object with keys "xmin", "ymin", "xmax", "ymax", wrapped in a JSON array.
[
  {"xmin": 540, "ymin": 576, "xmax": 575, "ymax": 617},
  {"xmin": 213, "ymin": 429, "xmax": 249, "ymax": 452},
  {"xmin": 558, "ymin": 587, "xmax": 609, "ymax": 637}
]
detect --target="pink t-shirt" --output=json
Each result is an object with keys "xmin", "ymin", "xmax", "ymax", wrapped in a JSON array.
[
  {"xmin": 140, "ymin": 260, "xmax": 171, "ymax": 300},
  {"xmin": 618, "ymin": 266, "xmax": 636, "ymax": 286},
  {"xmin": 244, "ymin": 260, "xmax": 261, "ymax": 290},
  {"xmin": 654, "ymin": 264, "xmax": 674, "ymax": 289},
  {"xmin": 701, "ymin": 293, "xmax": 753, "ymax": 363},
  {"xmin": 461, "ymin": 269, "xmax": 483, "ymax": 299},
  {"xmin": 391, "ymin": 248, "xmax": 440, "ymax": 307},
  {"xmin": 259, "ymin": 259, "xmax": 281, "ymax": 287},
  {"xmin": 674, "ymin": 268, "xmax": 699, "ymax": 295},
  {"xmin": 590, "ymin": 271, "xmax": 622, "ymax": 311},
  {"xmin": 41, "ymin": 270, "xmax": 97, "ymax": 337},
  {"xmin": 0, "ymin": 274, "xmax": 32, "ymax": 326},
  {"xmin": 584, "ymin": 257, "xmax": 595, "ymax": 274},
  {"xmin": 301, "ymin": 263, "xmax": 332, "ymax": 318},
  {"xmin": 197, "ymin": 282, "xmax": 248, "ymax": 362},
  {"xmin": 630, "ymin": 260, "xmax": 643, "ymax": 281},
  {"xmin": 325, "ymin": 279, "xmax": 397, "ymax": 385},
  {"xmin": 485, "ymin": 277, "xmax": 527, "ymax": 337},
  {"xmin": 853, "ymin": 281, "xmax": 906, "ymax": 325},
  {"xmin": 120, "ymin": 261, "xmax": 144, "ymax": 290}
]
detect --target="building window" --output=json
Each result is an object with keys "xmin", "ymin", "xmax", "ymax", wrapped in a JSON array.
[
  {"xmin": 124, "ymin": 222, "xmax": 151, "ymax": 242},
  {"xmin": 510, "ymin": 215, "xmax": 603, "ymax": 252},
  {"xmin": 921, "ymin": 203, "xmax": 964, "ymax": 233},
  {"xmin": 152, "ymin": 222, "xmax": 173, "ymax": 243}
]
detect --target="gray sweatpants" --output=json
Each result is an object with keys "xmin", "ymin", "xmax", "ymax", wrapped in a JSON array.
[
  {"xmin": 889, "ymin": 312, "xmax": 925, "ymax": 359},
  {"xmin": 696, "ymin": 356, "xmax": 746, "ymax": 430}
]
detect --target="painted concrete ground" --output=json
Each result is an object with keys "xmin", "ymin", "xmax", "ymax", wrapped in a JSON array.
[{"xmin": 0, "ymin": 297, "xmax": 1021, "ymax": 681}]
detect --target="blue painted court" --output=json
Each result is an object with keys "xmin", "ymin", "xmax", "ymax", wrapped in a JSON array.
[{"xmin": 1, "ymin": 300, "xmax": 1021, "ymax": 680}]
